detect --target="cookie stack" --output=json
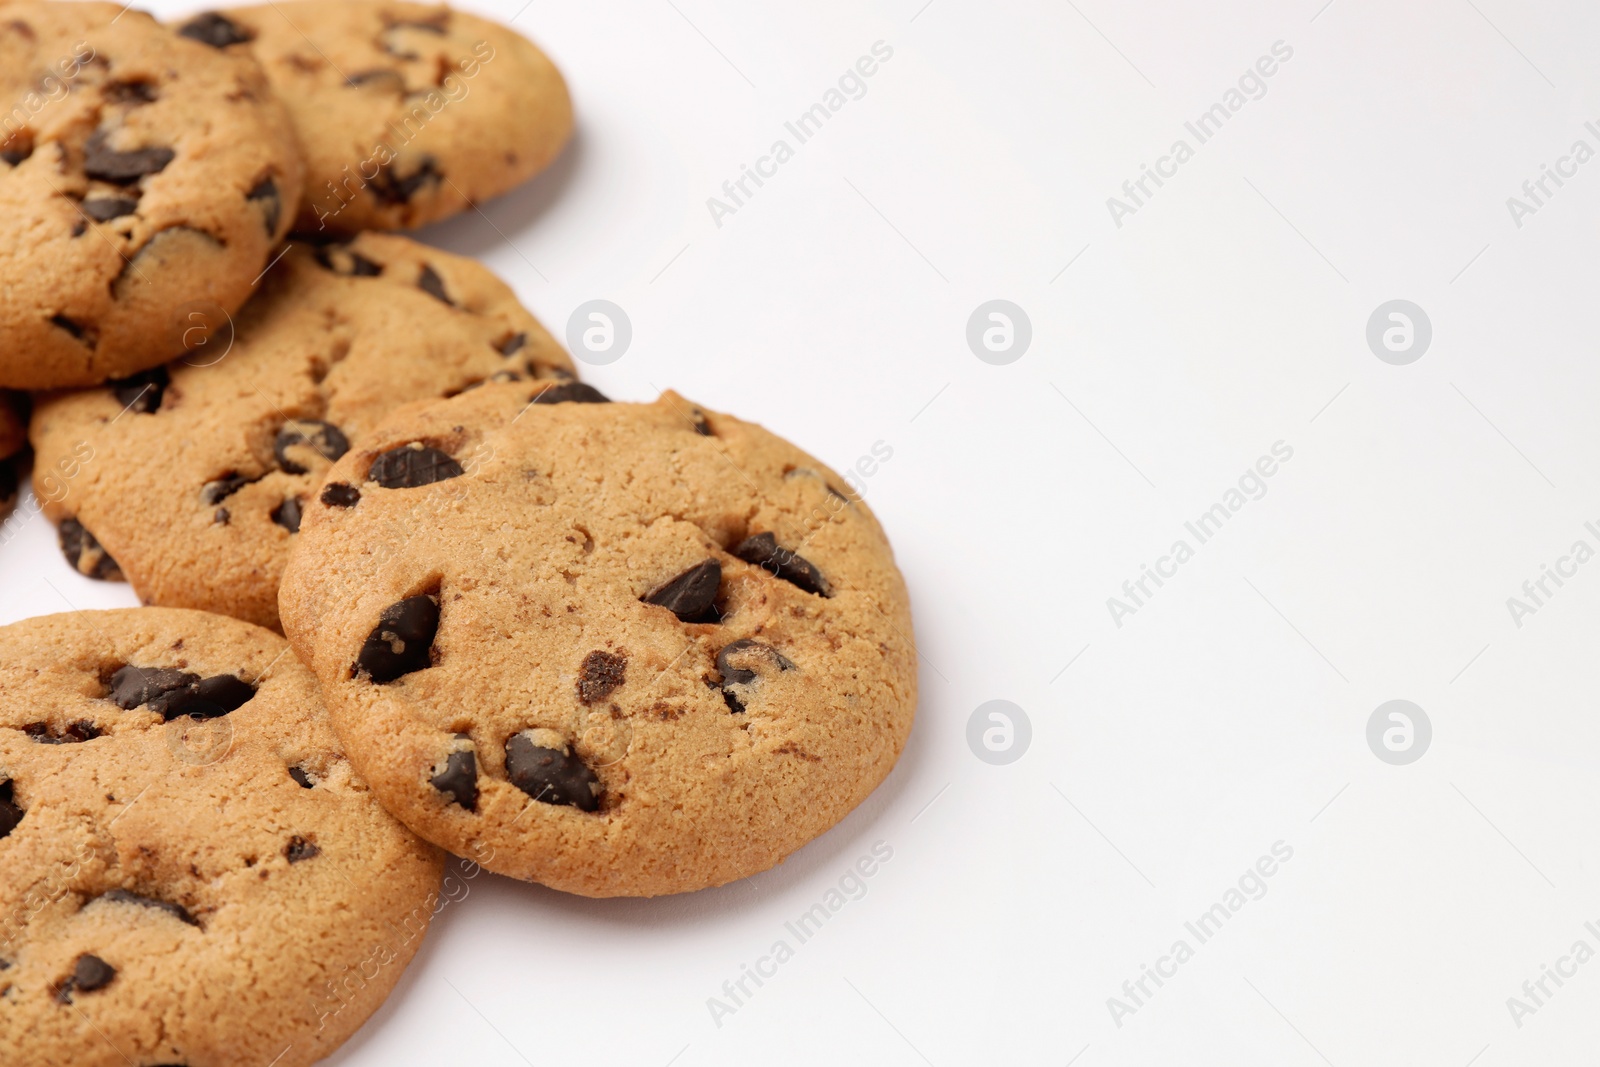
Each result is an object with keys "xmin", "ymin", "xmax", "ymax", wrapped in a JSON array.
[{"xmin": 0, "ymin": 3, "xmax": 917, "ymax": 1064}]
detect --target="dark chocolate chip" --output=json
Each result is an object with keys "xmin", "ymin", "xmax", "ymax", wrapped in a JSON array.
[
  {"xmin": 200, "ymin": 472, "xmax": 258, "ymax": 506},
  {"xmin": 496, "ymin": 332, "xmax": 527, "ymax": 356},
  {"xmin": 83, "ymin": 197, "xmax": 138, "ymax": 222},
  {"xmin": 108, "ymin": 665, "xmax": 254, "ymax": 720},
  {"xmin": 722, "ymin": 688, "xmax": 746, "ymax": 714},
  {"xmin": 58, "ymin": 954, "xmax": 115, "ymax": 1001},
  {"xmin": 177, "ymin": 11, "xmax": 255, "ymax": 48},
  {"xmin": 110, "ymin": 366, "xmax": 169, "ymax": 414},
  {"xmin": 371, "ymin": 156, "xmax": 442, "ymax": 204},
  {"xmin": 0, "ymin": 456, "xmax": 17, "ymax": 506},
  {"xmin": 274, "ymin": 419, "xmax": 350, "ymax": 475},
  {"xmin": 285, "ymin": 836, "xmax": 320, "ymax": 863},
  {"xmin": 71, "ymin": 218, "xmax": 86, "ymax": 237},
  {"xmin": 368, "ymin": 443, "xmax": 463, "ymax": 489},
  {"xmin": 271, "ymin": 497, "xmax": 302, "ymax": 533},
  {"xmin": 504, "ymin": 733, "xmax": 601, "ymax": 812},
  {"xmin": 430, "ymin": 745, "xmax": 477, "ymax": 811},
  {"xmin": 109, "ymin": 665, "xmax": 194, "ymax": 710},
  {"xmin": 417, "ymin": 264, "xmax": 452, "ymax": 305},
  {"xmin": 59, "ymin": 518, "xmax": 123, "ymax": 581},
  {"xmin": 99, "ymin": 889, "xmax": 197, "ymax": 926},
  {"xmin": 643, "ymin": 559, "xmax": 721, "ymax": 622},
  {"xmin": 183, "ymin": 675, "xmax": 256, "ymax": 720},
  {"xmin": 0, "ymin": 143, "xmax": 30, "ymax": 166},
  {"xmin": 529, "ymin": 382, "xmax": 610, "ymax": 405},
  {"xmin": 314, "ymin": 245, "xmax": 384, "ymax": 277},
  {"xmin": 733, "ymin": 532, "xmax": 831, "ymax": 597},
  {"xmin": 288, "ymin": 766, "xmax": 313, "ymax": 789},
  {"xmin": 83, "ymin": 130, "xmax": 174, "ymax": 184},
  {"xmin": 691, "ymin": 410, "xmax": 713, "ymax": 436},
  {"xmin": 577, "ymin": 650, "xmax": 626, "ymax": 705},
  {"xmin": 213, "ymin": 508, "xmax": 229, "ymax": 525},
  {"xmin": 104, "ymin": 80, "xmax": 157, "ymax": 105},
  {"xmin": 356, "ymin": 595, "xmax": 440, "ymax": 682},
  {"xmin": 24, "ymin": 720, "xmax": 101, "ymax": 743},
  {"xmin": 247, "ymin": 176, "xmax": 280, "ymax": 235},
  {"xmin": 321, "ymin": 483, "xmax": 360, "ymax": 508},
  {"xmin": 0, "ymin": 779, "xmax": 21, "ymax": 839},
  {"xmin": 49, "ymin": 314, "xmax": 96, "ymax": 348},
  {"xmin": 715, "ymin": 639, "xmax": 795, "ymax": 687}
]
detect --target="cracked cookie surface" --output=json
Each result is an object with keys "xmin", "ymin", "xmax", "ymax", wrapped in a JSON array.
[
  {"xmin": 0, "ymin": 607, "xmax": 443, "ymax": 1067},
  {"xmin": 279, "ymin": 385, "xmax": 917, "ymax": 897},
  {"xmin": 178, "ymin": 1, "xmax": 573, "ymax": 233},
  {"xmin": 30, "ymin": 232, "xmax": 573, "ymax": 631},
  {"xmin": 0, "ymin": 2, "xmax": 305, "ymax": 388}
]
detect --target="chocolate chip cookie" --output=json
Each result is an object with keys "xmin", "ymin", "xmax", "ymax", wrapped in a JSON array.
[
  {"xmin": 0, "ymin": 607, "xmax": 443, "ymax": 1067},
  {"xmin": 0, "ymin": 3, "xmax": 305, "ymax": 389},
  {"xmin": 176, "ymin": 1, "xmax": 573, "ymax": 233},
  {"xmin": 278, "ymin": 385, "xmax": 918, "ymax": 897},
  {"xmin": 0, "ymin": 392, "xmax": 25, "ymax": 515},
  {"xmin": 29, "ymin": 232, "xmax": 573, "ymax": 631}
]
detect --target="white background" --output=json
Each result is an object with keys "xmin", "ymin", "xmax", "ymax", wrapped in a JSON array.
[{"xmin": 4, "ymin": 0, "xmax": 1600, "ymax": 1063}]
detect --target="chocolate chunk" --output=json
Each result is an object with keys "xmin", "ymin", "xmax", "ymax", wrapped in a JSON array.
[
  {"xmin": 371, "ymin": 156, "xmax": 442, "ymax": 204},
  {"xmin": 321, "ymin": 483, "xmax": 360, "ymax": 508},
  {"xmin": 200, "ymin": 472, "xmax": 258, "ymax": 506},
  {"xmin": 24, "ymin": 720, "xmax": 101, "ymax": 743},
  {"xmin": 314, "ymin": 245, "xmax": 384, "ymax": 277},
  {"xmin": 247, "ymin": 176, "xmax": 280, "ymax": 235},
  {"xmin": 213, "ymin": 508, "xmax": 230, "ymax": 525},
  {"xmin": 733, "ymin": 532, "xmax": 831, "ymax": 597},
  {"xmin": 83, "ymin": 130, "xmax": 174, "ymax": 184},
  {"xmin": 58, "ymin": 954, "xmax": 115, "ymax": 1001},
  {"xmin": 109, "ymin": 665, "xmax": 255, "ymax": 720},
  {"xmin": 417, "ymin": 264, "xmax": 452, "ymax": 305},
  {"xmin": 71, "ymin": 219, "xmax": 86, "ymax": 237},
  {"xmin": 110, "ymin": 366, "xmax": 169, "ymax": 414},
  {"xmin": 109, "ymin": 665, "xmax": 194, "ymax": 710},
  {"xmin": 0, "ymin": 779, "xmax": 21, "ymax": 839},
  {"xmin": 288, "ymin": 766, "xmax": 313, "ymax": 789},
  {"xmin": 178, "ymin": 11, "xmax": 254, "ymax": 48},
  {"xmin": 577, "ymin": 650, "xmax": 626, "ymax": 705},
  {"xmin": 83, "ymin": 197, "xmax": 138, "ymax": 222},
  {"xmin": 496, "ymin": 332, "xmax": 527, "ymax": 356},
  {"xmin": 643, "ymin": 559, "xmax": 721, "ymax": 622},
  {"xmin": 715, "ymin": 639, "xmax": 795, "ymax": 687},
  {"xmin": 504, "ymin": 733, "xmax": 601, "ymax": 812},
  {"xmin": 274, "ymin": 419, "xmax": 349, "ymax": 474},
  {"xmin": 285, "ymin": 836, "xmax": 320, "ymax": 863},
  {"xmin": 430, "ymin": 745, "xmax": 477, "ymax": 811},
  {"xmin": 529, "ymin": 382, "xmax": 610, "ymax": 405},
  {"xmin": 100, "ymin": 889, "xmax": 197, "ymax": 926},
  {"xmin": 0, "ymin": 132, "xmax": 31, "ymax": 166},
  {"xmin": 271, "ymin": 497, "xmax": 302, "ymax": 533},
  {"xmin": 368, "ymin": 443, "xmax": 463, "ymax": 489},
  {"xmin": 49, "ymin": 314, "xmax": 96, "ymax": 348},
  {"xmin": 356, "ymin": 595, "xmax": 439, "ymax": 682},
  {"xmin": 691, "ymin": 409, "xmax": 713, "ymax": 436},
  {"xmin": 59, "ymin": 518, "xmax": 123, "ymax": 581},
  {"xmin": 104, "ymin": 80, "xmax": 157, "ymax": 106}
]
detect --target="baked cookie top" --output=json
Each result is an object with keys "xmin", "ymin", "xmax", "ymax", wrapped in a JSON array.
[
  {"xmin": 0, "ymin": 2, "xmax": 305, "ymax": 388},
  {"xmin": 29, "ymin": 232, "xmax": 573, "ymax": 631},
  {"xmin": 0, "ymin": 607, "xmax": 443, "ymax": 1067},
  {"xmin": 278, "ymin": 385, "xmax": 918, "ymax": 897},
  {"xmin": 179, "ymin": 1, "xmax": 573, "ymax": 233}
]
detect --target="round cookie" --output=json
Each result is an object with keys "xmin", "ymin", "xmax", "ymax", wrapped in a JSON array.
[
  {"xmin": 177, "ymin": 1, "xmax": 573, "ymax": 233},
  {"xmin": 0, "ymin": 391, "xmax": 26, "ymax": 515},
  {"xmin": 29, "ymin": 232, "xmax": 574, "ymax": 631},
  {"xmin": 0, "ymin": 3, "xmax": 305, "ymax": 389},
  {"xmin": 278, "ymin": 385, "xmax": 918, "ymax": 897},
  {"xmin": 0, "ymin": 607, "xmax": 444, "ymax": 1067}
]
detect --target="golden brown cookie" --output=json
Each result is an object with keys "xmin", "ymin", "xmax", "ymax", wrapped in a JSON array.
[
  {"xmin": 0, "ymin": 607, "xmax": 443, "ymax": 1067},
  {"xmin": 278, "ymin": 385, "xmax": 918, "ymax": 897},
  {"xmin": 175, "ymin": 1, "xmax": 573, "ymax": 233},
  {"xmin": 29, "ymin": 232, "xmax": 573, "ymax": 630},
  {"xmin": 0, "ymin": 2, "xmax": 305, "ymax": 388}
]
